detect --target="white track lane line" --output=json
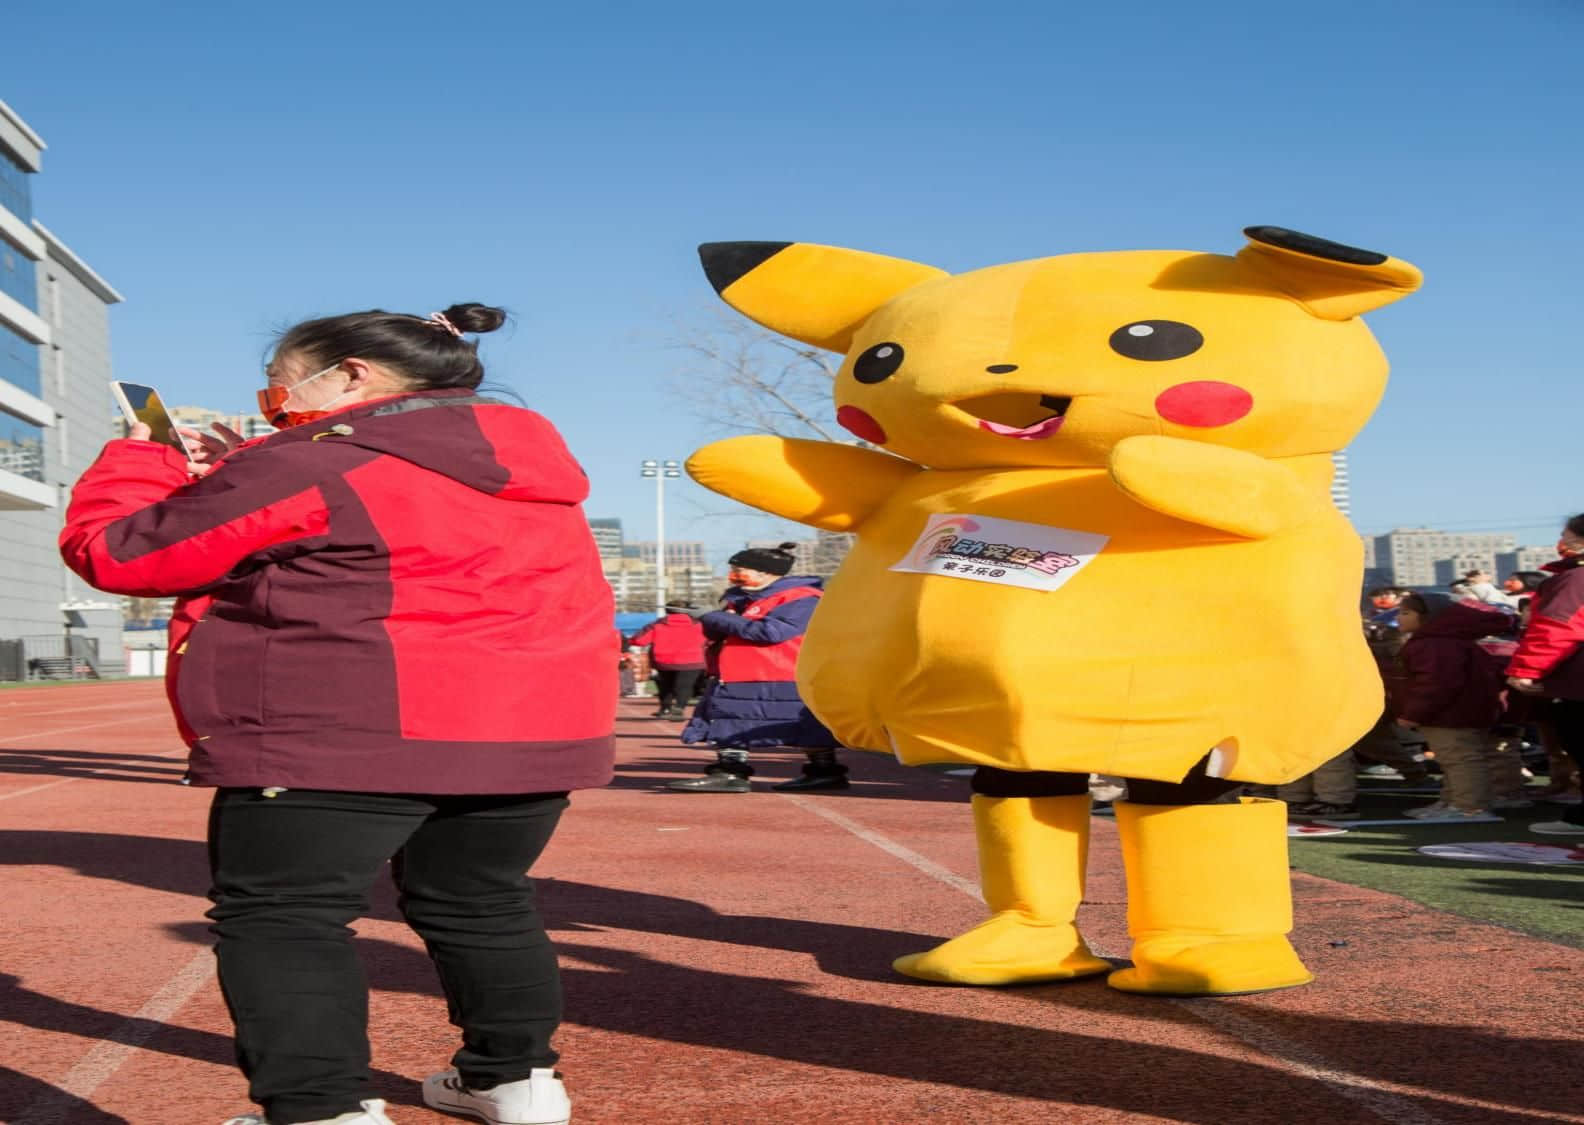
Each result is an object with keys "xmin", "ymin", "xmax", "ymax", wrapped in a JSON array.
[
  {"xmin": 778, "ymin": 793, "xmax": 1583, "ymax": 1125},
  {"xmin": 12, "ymin": 948, "xmax": 215, "ymax": 1125},
  {"xmin": 1, "ymin": 712, "xmax": 175, "ymax": 744}
]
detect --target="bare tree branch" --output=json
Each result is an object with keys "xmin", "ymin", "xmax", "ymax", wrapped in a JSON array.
[{"xmin": 666, "ymin": 311, "xmax": 860, "ymax": 446}]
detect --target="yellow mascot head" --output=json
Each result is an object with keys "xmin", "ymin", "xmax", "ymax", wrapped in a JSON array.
[{"xmin": 699, "ymin": 227, "xmax": 1421, "ymax": 471}]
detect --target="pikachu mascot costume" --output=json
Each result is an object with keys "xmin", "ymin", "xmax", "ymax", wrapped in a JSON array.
[{"xmin": 687, "ymin": 227, "xmax": 1420, "ymax": 995}]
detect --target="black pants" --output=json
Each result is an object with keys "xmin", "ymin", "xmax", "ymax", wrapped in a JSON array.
[
  {"xmin": 654, "ymin": 667, "xmax": 703, "ymax": 713},
  {"xmin": 207, "ymin": 788, "xmax": 568, "ymax": 1124},
  {"xmin": 1546, "ymin": 698, "xmax": 1584, "ymax": 825},
  {"xmin": 972, "ymin": 754, "xmax": 1242, "ymax": 805}
]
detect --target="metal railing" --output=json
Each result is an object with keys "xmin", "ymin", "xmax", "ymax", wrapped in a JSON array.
[{"xmin": 0, "ymin": 635, "xmax": 102, "ymax": 681}]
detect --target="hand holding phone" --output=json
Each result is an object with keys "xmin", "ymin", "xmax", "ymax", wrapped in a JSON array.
[{"xmin": 109, "ymin": 381, "xmax": 199, "ymax": 461}]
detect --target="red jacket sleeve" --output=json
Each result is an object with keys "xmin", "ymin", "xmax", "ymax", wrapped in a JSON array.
[
  {"xmin": 626, "ymin": 623, "xmax": 655, "ymax": 647},
  {"xmin": 60, "ymin": 439, "xmax": 333, "ymax": 596},
  {"xmin": 1508, "ymin": 574, "xmax": 1584, "ymax": 681}
]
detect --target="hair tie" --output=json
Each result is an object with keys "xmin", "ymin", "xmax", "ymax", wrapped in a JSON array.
[{"xmin": 425, "ymin": 312, "xmax": 464, "ymax": 338}]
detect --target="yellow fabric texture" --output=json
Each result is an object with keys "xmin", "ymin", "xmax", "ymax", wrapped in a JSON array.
[
  {"xmin": 690, "ymin": 231, "xmax": 1420, "ymax": 786},
  {"xmin": 1108, "ymin": 798, "xmax": 1313, "ymax": 995},
  {"xmin": 892, "ymin": 794, "xmax": 1110, "ymax": 985}
]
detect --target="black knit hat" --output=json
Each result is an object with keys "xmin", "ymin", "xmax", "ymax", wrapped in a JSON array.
[{"xmin": 728, "ymin": 541, "xmax": 798, "ymax": 576}]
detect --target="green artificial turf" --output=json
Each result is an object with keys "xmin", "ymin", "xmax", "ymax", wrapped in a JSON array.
[{"xmin": 1288, "ymin": 781, "xmax": 1584, "ymax": 950}]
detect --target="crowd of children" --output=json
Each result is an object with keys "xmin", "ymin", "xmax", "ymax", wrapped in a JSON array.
[{"xmin": 1281, "ymin": 519, "xmax": 1584, "ymax": 833}]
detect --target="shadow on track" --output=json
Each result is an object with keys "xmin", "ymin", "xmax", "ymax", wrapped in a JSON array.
[
  {"xmin": 0, "ymin": 748, "xmax": 186, "ymax": 787},
  {"xmin": 0, "ymin": 973, "xmax": 426, "ymax": 1119},
  {"xmin": 0, "ymin": 1063, "xmax": 129, "ymax": 1124}
]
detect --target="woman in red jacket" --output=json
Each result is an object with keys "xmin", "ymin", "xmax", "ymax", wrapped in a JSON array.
[
  {"xmin": 61, "ymin": 304, "xmax": 612, "ymax": 1125},
  {"xmin": 1507, "ymin": 514, "xmax": 1584, "ymax": 836}
]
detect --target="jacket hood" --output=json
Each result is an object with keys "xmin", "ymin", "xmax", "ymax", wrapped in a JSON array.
[
  {"xmin": 1415, "ymin": 601, "xmax": 1515, "ymax": 641},
  {"xmin": 277, "ymin": 389, "xmax": 589, "ymax": 505}
]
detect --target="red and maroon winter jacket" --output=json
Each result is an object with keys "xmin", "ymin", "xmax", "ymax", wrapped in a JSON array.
[
  {"xmin": 1508, "ymin": 556, "xmax": 1584, "ymax": 700},
  {"xmin": 625, "ymin": 614, "xmax": 707, "ymax": 670},
  {"xmin": 1395, "ymin": 602, "xmax": 1513, "ymax": 728},
  {"xmin": 60, "ymin": 389, "xmax": 616, "ymax": 794}
]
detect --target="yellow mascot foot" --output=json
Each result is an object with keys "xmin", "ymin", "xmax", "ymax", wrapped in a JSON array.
[
  {"xmin": 894, "ymin": 912, "xmax": 1112, "ymax": 985},
  {"xmin": 1109, "ymin": 797, "xmax": 1315, "ymax": 997},
  {"xmin": 1107, "ymin": 935, "xmax": 1313, "ymax": 996}
]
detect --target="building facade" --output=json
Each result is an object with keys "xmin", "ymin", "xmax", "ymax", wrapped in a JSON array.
[
  {"xmin": 1330, "ymin": 450, "xmax": 1350, "ymax": 517},
  {"xmin": 1495, "ymin": 547, "xmax": 1554, "ymax": 577},
  {"xmin": 0, "ymin": 99, "xmax": 125, "ymax": 670},
  {"xmin": 1371, "ymin": 528, "xmax": 1518, "ymax": 588}
]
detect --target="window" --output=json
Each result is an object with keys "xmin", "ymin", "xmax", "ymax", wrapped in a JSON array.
[
  {"xmin": 57, "ymin": 415, "xmax": 69, "ymax": 466},
  {"xmin": 0, "ymin": 322, "xmax": 42, "ymax": 395},
  {"xmin": 0, "ymin": 239, "xmax": 38, "ymax": 308},
  {"xmin": 0, "ymin": 416, "xmax": 44, "ymax": 482},
  {"xmin": 0, "ymin": 149, "xmax": 33, "ymax": 223}
]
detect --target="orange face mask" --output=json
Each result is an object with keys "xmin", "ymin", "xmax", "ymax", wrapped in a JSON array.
[{"xmin": 257, "ymin": 362, "xmax": 347, "ymax": 429}]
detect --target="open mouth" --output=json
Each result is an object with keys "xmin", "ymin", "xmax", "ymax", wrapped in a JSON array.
[{"xmin": 955, "ymin": 392, "xmax": 1073, "ymax": 440}]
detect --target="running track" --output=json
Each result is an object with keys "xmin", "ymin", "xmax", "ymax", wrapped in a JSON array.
[{"xmin": 1, "ymin": 680, "xmax": 1580, "ymax": 1124}]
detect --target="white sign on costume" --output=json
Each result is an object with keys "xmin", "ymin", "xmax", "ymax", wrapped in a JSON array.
[{"xmin": 890, "ymin": 513, "xmax": 1109, "ymax": 592}]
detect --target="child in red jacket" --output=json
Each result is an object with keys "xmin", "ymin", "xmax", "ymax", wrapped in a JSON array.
[{"xmin": 1394, "ymin": 594, "xmax": 1514, "ymax": 820}]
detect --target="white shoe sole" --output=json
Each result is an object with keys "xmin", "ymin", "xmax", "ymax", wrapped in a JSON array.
[{"xmin": 423, "ymin": 1089, "xmax": 569, "ymax": 1125}]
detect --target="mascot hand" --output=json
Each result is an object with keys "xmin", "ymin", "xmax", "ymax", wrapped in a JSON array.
[{"xmin": 1108, "ymin": 435, "xmax": 1324, "ymax": 539}]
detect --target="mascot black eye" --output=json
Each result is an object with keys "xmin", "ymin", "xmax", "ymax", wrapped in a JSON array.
[
  {"xmin": 1109, "ymin": 320, "xmax": 1204, "ymax": 361},
  {"xmin": 852, "ymin": 342, "xmax": 905, "ymax": 384}
]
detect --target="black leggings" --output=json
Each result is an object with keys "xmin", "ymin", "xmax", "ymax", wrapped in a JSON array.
[
  {"xmin": 208, "ymin": 788, "xmax": 567, "ymax": 1124},
  {"xmin": 654, "ymin": 667, "xmax": 703, "ymax": 712},
  {"xmin": 972, "ymin": 754, "xmax": 1242, "ymax": 806}
]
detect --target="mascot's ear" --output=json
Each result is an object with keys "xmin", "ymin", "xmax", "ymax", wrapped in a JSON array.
[
  {"xmin": 1237, "ymin": 226, "xmax": 1422, "ymax": 321},
  {"xmin": 699, "ymin": 242, "xmax": 948, "ymax": 352}
]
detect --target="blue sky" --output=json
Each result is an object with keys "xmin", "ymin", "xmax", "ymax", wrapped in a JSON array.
[{"xmin": 8, "ymin": 0, "xmax": 1581, "ymax": 564}]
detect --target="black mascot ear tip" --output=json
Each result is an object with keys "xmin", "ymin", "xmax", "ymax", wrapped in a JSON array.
[
  {"xmin": 699, "ymin": 242, "xmax": 794, "ymax": 294},
  {"xmin": 1242, "ymin": 226, "xmax": 1388, "ymax": 268}
]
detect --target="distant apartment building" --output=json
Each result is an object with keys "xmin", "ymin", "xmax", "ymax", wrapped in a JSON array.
[
  {"xmin": 588, "ymin": 517, "xmax": 624, "ymax": 561},
  {"xmin": 634, "ymin": 540, "xmax": 709, "ymax": 568},
  {"xmin": 1434, "ymin": 554, "xmax": 1501, "ymax": 585},
  {"xmin": 0, "ymin": 99, "xmax": 125, "ymax": 670},
  {"xmin": 1371, "ymin": 528, "xmax": 1517, "ymax": 588},
  {"xmin": 1495, "ymin": 547, "xmax": 1554, "ymax": 577},
  {"xmin": 627, "ymin": 539, "xmax": 714, "ymax": 606},
  {"xmin": 1330, "ymin": 450, "xmax": 1350, "ymax": 517}
]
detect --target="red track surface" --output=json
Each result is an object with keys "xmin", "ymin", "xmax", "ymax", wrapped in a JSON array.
[{"xmin": 2, "ymin": 680, "xmax": 1581, "ymax": 1124}]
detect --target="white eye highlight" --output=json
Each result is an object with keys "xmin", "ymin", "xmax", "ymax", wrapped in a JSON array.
[{"xmin": 1127, "ymin": 324, "xmax": 1155, "ymax": 337}]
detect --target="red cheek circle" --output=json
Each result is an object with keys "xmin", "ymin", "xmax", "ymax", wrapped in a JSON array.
[
  {"xmin": 1155, "ymin": 381, "xmax": 1254, "ymax": 428},
  {"xmin": 837, "ymin": 405, "xmax": 888, "ymax": 444}
]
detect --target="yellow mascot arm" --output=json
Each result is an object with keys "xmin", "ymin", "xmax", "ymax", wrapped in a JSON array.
[
  {"xmin": 686, "ymin": 435, "xmax": 923, "ymax": 532},
  {"xmin": 1108, "ymin": 435, "xmax": 1324, "ymax": 540}
]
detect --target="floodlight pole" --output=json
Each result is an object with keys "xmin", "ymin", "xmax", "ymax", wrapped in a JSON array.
[{"xmin": 640, "ymin": 459, "xmax": 682, "ymax": 616}]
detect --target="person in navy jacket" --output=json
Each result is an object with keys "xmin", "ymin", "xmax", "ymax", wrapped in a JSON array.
[{"xmin": 668, "ymin": 542, "xmax": 846, "ymax": 793}]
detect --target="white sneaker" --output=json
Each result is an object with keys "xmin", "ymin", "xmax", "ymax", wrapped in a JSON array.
[
  {"xmin": 1530, "ymin": 820, "xmax": 1584, "ymax": 836},
  {"xmin": 1409, "ymin": 806, "xmax": 1492, "ymax": 821},
  {"xmin": 223, "ymin": 1100, "xmax": 396, "ymax": 1125},
  {"xmin": 423, "ymin": 1068, "xmax": 570, "ymax": 1125}
]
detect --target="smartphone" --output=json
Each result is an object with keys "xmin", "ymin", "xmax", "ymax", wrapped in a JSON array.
[{"xmin": 109, "ymin": 381, "xmax": 199, "ymax": 460}]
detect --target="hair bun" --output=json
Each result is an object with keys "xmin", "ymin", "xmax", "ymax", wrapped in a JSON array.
[
  {"xmin": 776, "ymin": 541, "xmax": 799, "ymax": 553},
  {"xmin": 441, "ymin": 303, "xmax": 508, "ymax": 334}
]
